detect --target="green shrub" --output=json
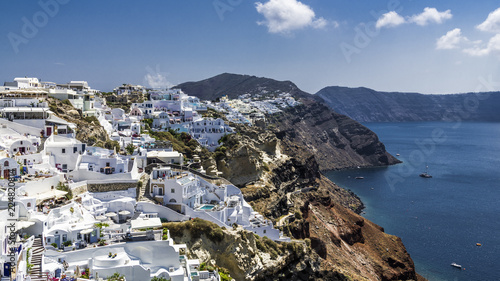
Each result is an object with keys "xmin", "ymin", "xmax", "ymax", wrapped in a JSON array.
[
  {"xmin": 107, "ymin": 272, "xmax": 125, "ymax": 281},
  {"xmin": 150, "ymin": 277, "xmax": 170, "ymax": 281},
  {"xmin": 166, "ymin": 218, "xmax": 225, "ymax": 243},
  {"xmin": 62, "ymin": 99, "xmax": 73, "ymax": 106},
  {"xmin": 305, "ymin": 238, "xmax": 311, "ymax": 247},
  {"xmin": 294, "ymin": 211, "xmax": 302, "ymax": 220},
  {"xmin": 51, "ymin": 242, "xmax": 58, "ymax": 248},
  {"xmin": 84, "ymin": 116, "xmax": 99, "ymax": 123}
]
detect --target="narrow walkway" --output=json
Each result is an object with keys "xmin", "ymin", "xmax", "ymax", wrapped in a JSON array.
[
  {"xmin": 29, "ymin": 237, "xmax": 46, "ymax": 281},
  {"xmin": 137, "ymin": 173, "xmax": 155, "ymax": 203}
]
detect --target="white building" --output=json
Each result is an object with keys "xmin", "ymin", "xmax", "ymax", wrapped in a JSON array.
[
  {"xmin": 0, "ymin": 125, "xmax": 40, "ymax": 157},
  {"xmin": 43, "ymin": 201, "xmax": 100, "ymax": 249},
  {"xmin": 150, "ymin": 167, "xmax": 203, "ymax": 207},
  {"xmin": 43, "ymin": 135, "xmax": 86, "ymax": 173},
  {"xmin": 149, "ymin": 167, "xmax": 289, "ymax": 242},
  {"xmin": 0, "ymin": 156, "xmax": 20, "ymax": 179},
  {"xmin": 74, "ymin": 146, "xmax": 129, "ymax": 175},
  {"xmin": 42, "ymin": 237, "xmax": 217, "ymax": 281},
  {"xmin": 3, "ymin": 77, "xmax": 42, "ymax": 89},
  {"xmin": 188, "ymin": 118, "xmax": 234, "ymax": 150}
]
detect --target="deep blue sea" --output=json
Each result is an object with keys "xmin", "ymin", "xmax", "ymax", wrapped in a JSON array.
[{"xmin": 324, "ymin": 122, "xmax": 500, "ymax": 281}]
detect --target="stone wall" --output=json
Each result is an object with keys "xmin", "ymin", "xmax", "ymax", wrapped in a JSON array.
[{"xmin": 87, "ymin": 182, "xmax": 137, "ymax": 193}]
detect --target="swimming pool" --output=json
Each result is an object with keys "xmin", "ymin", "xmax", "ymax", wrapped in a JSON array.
[{"xmin": 198, "ymin": 204, "xmax": 215, "ymax": 210}]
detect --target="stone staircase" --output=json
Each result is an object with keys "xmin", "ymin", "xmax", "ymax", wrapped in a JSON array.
[
  {"xmin": 29, "ymin": 237, "xmax": 46, "ymax": 281},
  {"xmin": 137, "ymin": 174, "xmax": 155, "ymax": 203}
]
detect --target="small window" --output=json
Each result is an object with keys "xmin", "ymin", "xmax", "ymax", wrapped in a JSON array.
[
  {"xmin": 73, "ymin": 147, "xmax": 77, "ymax": 153},
  {"xmin": 171, "ymin": 188, "xmax": 175, "ymax": 193},
  {"xmin": 62, "ymin": 148, "xmax": 66, "ymax": 153},
  {"xmin": 47, "ymin": 238, "xmax": 51, "ymax": 243},
  {"xmin": 27, "ymin": 202, "xmax": 31, "ymax": 207},
  {"xmin": 62, "ymin": 234, "xmax": 67, "ymax": 242}
]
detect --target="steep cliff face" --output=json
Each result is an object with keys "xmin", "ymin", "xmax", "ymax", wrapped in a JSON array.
[
  {"xmin": 270, "ymin": 98, "xmax": 400, "ymax": 171},
  {"xmin": 165, "ymin": 219, "xmax": 324, "ymax": 281},
  {"xmin": 291, "ymin": 189, "xmax": 418, "ymax": 281},
  {"xmin": 316, "ymin": 86, "xmax": 500, "ymax": 122},
  {"xmin": 203, "ymin": 123, "xmax": 420, "ymax": 280}
]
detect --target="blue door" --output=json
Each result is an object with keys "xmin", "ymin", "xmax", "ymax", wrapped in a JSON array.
[
  {"xmin": 55, "ymin": 234, "xmax": 60, "ymax": 248},
  {"xmin": 3, "ymin": 263, "xmax": 11, "ymax": 277}
]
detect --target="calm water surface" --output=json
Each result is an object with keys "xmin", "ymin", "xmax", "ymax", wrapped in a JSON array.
[{"xmin": 325, "ymin": 122, "xmax": 500, "ymax": 281}]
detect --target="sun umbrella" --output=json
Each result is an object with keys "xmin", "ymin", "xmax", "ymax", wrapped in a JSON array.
[
  {"xmin": 105, "ymin": 212, "xmax": 117, "ymax": 217},
  {"xmin": 118, "ymin": 210, "xmax": 131, "ymax": 216}
]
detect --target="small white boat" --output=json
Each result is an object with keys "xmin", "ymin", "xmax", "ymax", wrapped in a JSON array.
[
  {"xmin": 396, "ymin": 153, "xmax": 400, "ymax": 156},
  {"xmin": 451, "ymin": 262, "xmax": 462, "ymax": 269},
  {"xmin": 355, "ymin": 176, "xmax": 364, "ymax": 179},
  {"xmin": 419, "ymin": 166, "xmax": 432, "ymax": 178}
]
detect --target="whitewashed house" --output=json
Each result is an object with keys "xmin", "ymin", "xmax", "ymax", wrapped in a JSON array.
[
  {"xmin": 43, "ymin": 135, "xmax": 86, "ymax": 173},
  {"xmin": 149, "ymin": 167, "xmax": 289, "ymax": 242},
  {"xmin": 42, "ymin": 238, "xmax": 214, "ymax": 281},
  {"xmin": 43, "ymin": 201, "xmax": 100, "ymax": 249},
  {"xmin": 4, "ymin": 77, "xmax": 42, "ymax": 89},
  {"xmin": 149, "ymin": 167, "xmax": 203, "ymax": 207},
  {"xmin": 0, "ymin": 125, "xmax": 40, "ymax": 156},
  {"xmin": 188, "ymin": 118, "xmax": 234, "ymax": 150},
  {"xmin": 0, "ymin": 156, "xmax": 20, "ymax": 179}
]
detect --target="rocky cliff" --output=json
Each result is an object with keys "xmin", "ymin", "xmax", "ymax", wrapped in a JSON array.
[
  {"xmin": 269, "ymin": 98, "xmax": 399, "ymax": 171},
  {"xmin": 165, "ymin": 219, "xmax": 322, "ymax": 281},
  {"xmin": 179, "ymin": 74, "xmax": 399, "ymax": 171},
  {"xmin": 47, "ymin": 97, "xmax": 109, "ymax": 146},
  {"xmin": 316, "ymin": 86, "xmax": 500, "ymax": 122},
  {"xmin": 198, "ymin": 120, "xmax": 422, "ymax": 280}
]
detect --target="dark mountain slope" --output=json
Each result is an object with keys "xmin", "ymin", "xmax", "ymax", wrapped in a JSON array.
[
  {"xmin": 316, "ymin": 86, "xmax": 500, "ymax": 122},
  {"xmin": 175, "ymin": 73, "xmax": 310, "ymax": 101}
]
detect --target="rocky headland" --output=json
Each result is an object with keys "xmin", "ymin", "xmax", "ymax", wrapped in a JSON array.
[{"xmin": 176, "ymin": 73, "xmax": 424, "ymax": 280}]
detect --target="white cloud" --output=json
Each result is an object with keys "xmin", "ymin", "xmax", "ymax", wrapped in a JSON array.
[
  {"xmin": 463, "ymin": 34, "xmax": 500, "ymax": 56},
  {"xmin": 375, "ymin": 7, "xmax": 452, "ymax": 29},
  {"xmin": 376, "ymin": 11, "xmax": 406, "ymax": 29},
  {"xmin": 410, "ymin": 7, "xmax": 452, "ymax": 26},
  {"xmin": 436, "ymin": 28, "xmax": 467, "ymax": 49},
  {"xmin": 144, "ymin": 73, "xmax": 172, "ymax": 89},
  {"xmin": 255, "ymin": 0, "xmax": 327, "ymax": 34},
  {"xmin": 477, "ymin": 7, "xmax": 500, "ymax": 33}
]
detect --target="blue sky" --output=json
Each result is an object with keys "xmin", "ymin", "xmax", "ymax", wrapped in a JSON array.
[{"xmin": 1, "ymin": 0, "xmax": 499, "ymax": 94}]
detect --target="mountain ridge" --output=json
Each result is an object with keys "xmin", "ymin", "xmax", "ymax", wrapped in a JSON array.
[{"xmin": 315, "ymin": 86, "xmax": 500, "ymax": 122}]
